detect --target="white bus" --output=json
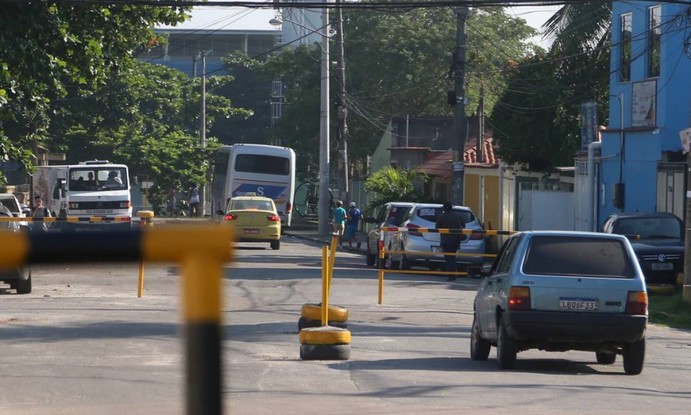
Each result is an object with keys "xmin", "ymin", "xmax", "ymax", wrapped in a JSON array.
[{"xmin": 211, "ymin": 144, "xmax": 296, "ymax": 227}]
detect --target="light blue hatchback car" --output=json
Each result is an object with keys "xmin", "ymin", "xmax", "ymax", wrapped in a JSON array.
[{"xmin": 471, "ymin": 231, "xmax": 648, "ymax": 375}]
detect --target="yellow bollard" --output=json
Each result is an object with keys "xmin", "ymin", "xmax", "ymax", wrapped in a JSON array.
[
  {"xmin": 321, "ymin": 245, "xmax": 328, "ymax": 326},
  {"xmin": 137, "ymin": 210, "xmax": 155, "ymax": 298}
]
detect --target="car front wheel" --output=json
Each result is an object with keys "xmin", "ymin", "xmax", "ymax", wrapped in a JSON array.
[
  {"xmin": 496, "ymin": 317, "xmax": 517, "ymax": 369},
  {"xmin": 11, "ymin": 268, "xmax": 32, "ymax": 295},
  {"xmin": 623, "ymin": 338, "xmax": 645, "ymax": 375},
  {"xmin": 366, "ymin": 242, "xmax": 376, "ymax": 266},
  {"xmin": 470, "ymin": 314, "xmax": 490, "ymax": 361}
]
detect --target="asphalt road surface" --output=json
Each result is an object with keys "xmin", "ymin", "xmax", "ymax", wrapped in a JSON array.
[{"xmin": 1, "ymin": 234, "xmax": 691, "ymax": 415}]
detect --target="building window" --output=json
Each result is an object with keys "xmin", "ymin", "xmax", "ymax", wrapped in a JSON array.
[
  {"xmin": 648, "ymin": 5, "xmax": 661, "ymax": 77},
  {"xmin": 620, "ymin": 13, "xmax": 632, "ymax": 82}
]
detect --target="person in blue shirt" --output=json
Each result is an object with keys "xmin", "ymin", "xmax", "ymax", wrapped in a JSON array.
[
  {"xmin": 344, "ymin": 202, "xmax": 362, "ymax": 250},
  {"xmin": 332, "ymin": 200, "xmax": 347, "ymax": 241}
]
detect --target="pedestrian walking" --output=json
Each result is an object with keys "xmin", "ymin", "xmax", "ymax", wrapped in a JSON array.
[
  {"xmin": 436, "ymin": 202, "xmax": 465, "ymax": 281},
  {"xmin": 344, "ymin": 202, "xmax": 362, "ymax": 250},
  {"xmin": 188, "ymin": 184, "xmax": 200, "ymax": 217},
  {"xmin": 32, "ymin": 195, "xmax": 51, "ymax": 218},
  {"xmin": 332, "ymin": 200, "xmax": 347, "ymax": 243}
]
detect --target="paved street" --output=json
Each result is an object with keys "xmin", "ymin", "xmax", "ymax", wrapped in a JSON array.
[{"xmin": 1, "ymin": 230, "xmax": 691, "ymax": 414}]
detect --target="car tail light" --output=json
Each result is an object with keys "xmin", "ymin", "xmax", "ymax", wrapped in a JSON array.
[
  {"xmin": 625, "ymin": 291, "xmax": 648, "ymax": 315},
  {"xmin": 469, "ymin": 233, "xmax": 483, "ymax": 240},
  {"xmin": 286, "ymin": 202, "xmax": 292, "ymax": 213},
  {"xmin": 266, "ymin": 214, "xmax": 280, "ymax": 222},
  {"xmin": 508, "ymin": 286, "xmax": 531, "ymax": 311},
  {"xmin": 406, "ymin": 223, "xmax": 421, "ymax": 237},
  {"xmin": 224, "ymin": 213, "xmax": 237, "ymax": 221}
]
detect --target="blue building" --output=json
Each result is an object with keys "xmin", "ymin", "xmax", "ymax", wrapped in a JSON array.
[{"xmin": 599, "ymin": 1, "xmax": 691, "ymax": 226}]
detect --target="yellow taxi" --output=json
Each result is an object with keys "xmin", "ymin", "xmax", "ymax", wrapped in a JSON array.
[{"xmin": 218, "ymin": 194, "xmax": 281, "ymax": 250}]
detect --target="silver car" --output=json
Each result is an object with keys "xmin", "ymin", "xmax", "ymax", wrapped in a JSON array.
[
  {"xmin": 365, "ymin": 202, "xmax": 415, "ymax": 268},
  {"xmin": 471, "ymin": 231, "xmax": 647, "ymax": 374},
  {"xmin": 399, "ymin": 203, "xmax": 485, "ymax": 272}
]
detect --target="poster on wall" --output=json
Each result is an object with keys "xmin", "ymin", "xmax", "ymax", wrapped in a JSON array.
[{"xmin": 632, "ymin": 79, "xmax": 657, "ymax": 127}]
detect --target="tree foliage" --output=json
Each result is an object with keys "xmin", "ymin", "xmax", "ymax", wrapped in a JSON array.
[
  {"xmin": 363, "ymin": 166, "xmax": 427, "ymax": 214},
  {"xmin": 259, "ymin": 5, "xmax": 538, "ymax": 180},
  {"xmin": 47, "ymin": 60, "xmax": 250, "ymax": 211},
  {"xmin": 490, "ymin": 2, "xmax": 610, "ymax": 171},
  {"xmin": 0, "ymin": 2, "xmax": 189, "ymax": 180}
]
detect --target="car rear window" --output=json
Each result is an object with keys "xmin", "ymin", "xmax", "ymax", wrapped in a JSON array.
[
  {"xmin": 415, "ymin": 207, "xmax": 475, "ymax": 224},
  {"xmin": 387, "ymin": 206, "xmax": 412, "ymax": 226},
  {"xmin": 523, "ymin": 235, "xmax": 635, "ymax": 278},
  {"xmin": 613, "ymin": 217, "xmax": 682, "ymax": 238},
  {"xmin": 231, "ymin": 200, "xmax": 273, "ymax": 211}
]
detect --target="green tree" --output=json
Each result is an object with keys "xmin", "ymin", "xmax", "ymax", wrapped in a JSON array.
[
  {"xmin": 259, "ymin": 5, "xmax": 538, "ymax": 180},
  {"xmin": 47, "ymin": 61, "xmax": 251, "ymax": 212},
  {"xmin": 363, "ymin": 166, "xmax": 427, "ymax": 214},
  {"xmin": 490, "ymin": 2, "xmax": 611, "ymax": 171},
  {"xmin": 0, "ymin": 2, "xmax": 189, "ymax": 178}
]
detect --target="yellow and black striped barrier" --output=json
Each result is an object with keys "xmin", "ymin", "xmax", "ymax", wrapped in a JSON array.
[
  {"xmin": 0, "ymin": 225, "xmax": 233, "ymax": 415},
  {"xmin": 379, "ymin": 226, "xmax": 515, "ymax": 236},
  {"xmin": 0, "ymin": 216, "xmax": 133, "ymax": 223},
  {"xmin": 376, "ymin": 227, "xmax": 517, "ymax": 304}
]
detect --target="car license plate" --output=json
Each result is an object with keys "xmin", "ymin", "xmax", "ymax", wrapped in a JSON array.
[
  {"xmin": 243, "ymin": 229, "xmax": 260, "ymax": 234},
  {"xmin": 559, "ymin": 298, "xmax": 598, "ymax": 311},
  {"xmin": 651, "ymin": 262, "xmax": 673, "ymax": 271}
]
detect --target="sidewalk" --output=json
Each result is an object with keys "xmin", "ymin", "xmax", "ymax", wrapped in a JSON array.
[{"xmin": 285, "ymin": 215, "xmax": 368, "ymax": 254}]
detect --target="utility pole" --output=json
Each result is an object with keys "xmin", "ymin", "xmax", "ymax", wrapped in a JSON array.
[
  {"xmin": 336, "ymin": 0, "xmax": 348, "ymax": 204},
  {"xmin": 477, "ymin": 83, "xmax": 484, "ymax": 163},
  {"xmin": 451, "ymin": 6, "xmax": 469, "ymax": 206},
  {"xmin": 200, "ymin": 51, "xmax": 208, "ymax": 216},
  {"xmin": 684, "ymin": 122, "xmax": 691, "ymax": 303},
  {"xmin": 318, "ymin": 3, "xmax": 331, "ymax": 236}
]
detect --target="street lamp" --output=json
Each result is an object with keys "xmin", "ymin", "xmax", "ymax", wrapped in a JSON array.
[{"xmin": 270, "ymin": 5, "xmax": 332, "ymax": 236}]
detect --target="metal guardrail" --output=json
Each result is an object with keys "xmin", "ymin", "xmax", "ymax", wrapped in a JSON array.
[{"xmin": 0, "ymin": 224, "xmax": 233, "ymax": 415}]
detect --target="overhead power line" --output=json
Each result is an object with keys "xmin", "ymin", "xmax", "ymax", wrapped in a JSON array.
[{"xmin": 8, "ymin": 0, "xmax": 690, "ymax": 11}]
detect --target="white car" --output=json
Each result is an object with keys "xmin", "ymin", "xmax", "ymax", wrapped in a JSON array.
[
  {"xmin": 399, "ymin": 203, "xmax": 486, "ymax": 273},
  {"xmin": 0, "ymin": 193, "xmax": 29, "ymax": 230},
  {"xmin": 364, "ymin": 202, "xmax": 415, "ymax": 268}
]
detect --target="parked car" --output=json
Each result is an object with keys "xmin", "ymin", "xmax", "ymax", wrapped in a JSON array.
[
  {"xmin": 601, "ymin": 212, "xmax": 683, "ymax": 285},
  {"xmin": 217, "ymin": 194, "xmax": 281, "ymax": 250},
  {"xmin": 471, "ymin": 231, "xmax": 648, "ymax": 375},
  {"xmin": 0, "ymin": 193, "xmax": 29, "ymax": 230},
  {"xmin": 399, "ymin": 203, "xmax": 485, "ymax": 272},
  {"xmin": 364, "ymin": 202, "xmax": 415, "ymax": 268},
  {"xmin": 0, "ymin": 206, "xmax": 32, "ymax": 294}
]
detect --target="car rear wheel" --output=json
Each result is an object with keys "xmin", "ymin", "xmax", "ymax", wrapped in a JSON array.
[
  {"xmin": 596, "ymin": 351, "xmax": 616, "ymax": 365},
  {"xmin": 270, "ymin": 240, "xmax": 280, "ymax": 250},
  {"xmin": 401, "ymin": 255, "xmax": 411, "ymax": 270},
  {"xmin": 470, "ymin": 314, "xmax": 490, "ymax": 361},
  {"xmin": 496, "ymin": 317, "xmax": 517, "ymax": 369},
  {"xmin": 623, "ymin": 338, "xmax": 645, "ymax": 375}
]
